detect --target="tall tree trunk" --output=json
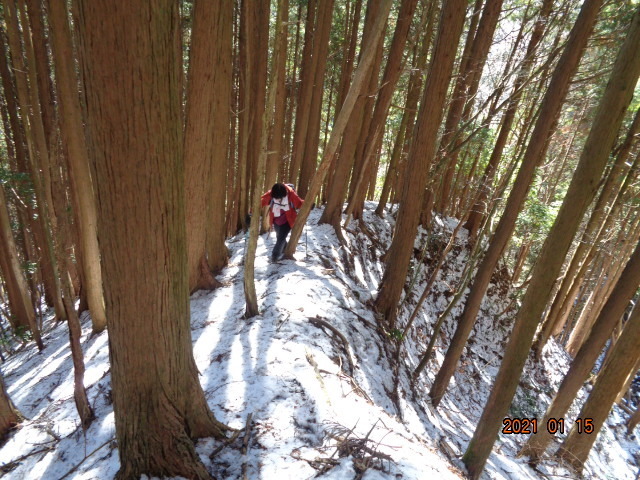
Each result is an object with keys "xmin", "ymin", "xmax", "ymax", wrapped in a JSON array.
[
  {"xmin": 373, "ymin": 0, "xmax": 468, "ymax": 329},
  {"xmin": 205, "ymin": 9, "xmax": 233, "ymax": 270},
  {"xmin": 244, "ymin": 44, "xmax": 279, "ymax": 317},
  {"xmin": 376, "ymin": 9, "xmax": 435, "ymax": 216},
  {"xmin": 297, "ymin": 0, "xmax": 335, "ymax": 198},
  {"xmin": 76, "ymin": 1, "xmax": 228, "ymax": 477},
  {"xmin": 464, "ymin": 0, "xmax": 554, "ymax": 238},
  {"xmin": 2, "ymin": 0, "xmax": 65, "ymax": 321},
  {"xmin": 47, "ymin": 0, "xmax": 107, "ymax": 333},
  {"xmin": 565, "ymin": 214, "xmax": 640, "ymax": 354},
  {"xmin": 556, "ymin": 301, "xmax": 640, "ymax": 471},
  {"xmin": 0, "ymin": 183, "xmax": 41, "ymax": 349},
  {"xmin": 345, "ymin": 17, "xmax": 386, "ymax": 208},
  {"xmin": 463, "ymin": 7, "xmax": 640, "ymax": 477},
  {"xmin": 18, "ymin": 0, "xmax": 56, "ymax": 241},
  {"xmin": 322, "ymin": 0, "xmax": 362, "ymax": 203},
  {"xmin": 49, "ymin": 131, "xmax": 95, "ymax": 429},
  {"xmin": 536, "ymin": 108, "xmax": 640, "ymax": 350},
  {"xmin": 288, "ymin": 0, "xmax": 318, "ymax": 184},
  {"xmin": 0, "ymin": 24, "xmax": 44, "ymax": 308},
  {"xmin": 520, "ymin": 235, "xmax": 640, "ymax": 465},
  {"xmin": 344, "ymin": 11, "xmax": 385, "ymax": 212},
  {"xmin": 429, "ymin": 0, "xmax": 603, "ymax": 411},
  {"xmin": 0, "ymin": 26, "xmax": 28, "ymax": 179},
  {"xmin": 226, "ymin": 4, "xmax": 241, "ymax": 236},
  {"xmin": 261, "ymin": 0, "xmax": 290, "ymax": 232},
  {"xmin": 436, "ymin": 0, "xmax": 504, "ymax": 214},
  {"xmin": 284, "ymin": 0, "xmax": 395, "ymax": 258},
  {"xmin": 345, "ymin": 0, "xmax": 420, "ymax": 220},
  {"xmin": 281, "ymin": 0, "xmax": 304, "ymax": 178},
  {"xmin": 24, "ymin": 0, "xmax": 55, "ymax": 153},
  {"xmin": 235, "ymin": 1, "xmax": 251, "ymax": 232},
  {"xmin": 319, "ymin": 0, "xmax": 384, "ymax": 230},
  {"xmin": 184, "ymin": 0, "xmax": 232, "ymax": 293},
  {"xmin": 246, "ymin": 0, "xmax": 269, "ymax": 205}
]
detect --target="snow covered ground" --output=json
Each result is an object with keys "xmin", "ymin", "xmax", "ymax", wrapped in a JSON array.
[{"xmin": 0, "ymin": 204, "xmax": 638, "ymax": 479}]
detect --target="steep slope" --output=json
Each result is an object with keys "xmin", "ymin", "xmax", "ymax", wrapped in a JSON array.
[{"xmin": 0, "ymin": 204, "xmax": 637, "ymax": 479}]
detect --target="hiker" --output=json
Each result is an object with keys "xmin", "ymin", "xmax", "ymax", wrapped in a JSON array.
[{"xmin": 261, "ymin": 183, "xmax": 304, "ymax": 261}]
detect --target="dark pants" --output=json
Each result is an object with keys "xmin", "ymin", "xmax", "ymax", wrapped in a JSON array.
[{"xmin": 272, "ymin": 222, "xmax": 291, "ymax": 260}]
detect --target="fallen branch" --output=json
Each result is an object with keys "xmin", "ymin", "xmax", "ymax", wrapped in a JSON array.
[
  {"xmin": 290, "ymin": 448, "xmax": 339, "ymax": 474},
  {"xmin": 324, "ymin": 420, "xmax": 395, "ymax": 478},
  {"xmin": 337, "ymin": 371, "xmax": 373, "ymax": 404},
  {"xmin": 209, "ymin": 428, "xmax": 243, "ymax": 459},
  {"xmin": 58, "ymin": 439, "xmax": 113, "ymax": 480},
  {"xmin": 242, "ymin": 412, "xmax": 252, "ymax": 455},
  {"xmin": 0, "ymin": 446, "xmax": 55, "ymax": 474},
  {"xmin": 308, "ymin": 317, "xmax": 355, "ymax": 375},
  {"xmin": 240, "ymin": 412, "xmax": 253, "ymax": 479}
]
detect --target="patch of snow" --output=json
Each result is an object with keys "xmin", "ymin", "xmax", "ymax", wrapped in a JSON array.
[{"xmin": 0, "ymin": 205, "xmax": 637, "ymax": 480}]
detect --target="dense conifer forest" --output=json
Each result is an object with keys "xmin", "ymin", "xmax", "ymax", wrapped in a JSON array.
[{"xmin": 0, "ymin": 0, "xmax": 638, "ymax": 478}]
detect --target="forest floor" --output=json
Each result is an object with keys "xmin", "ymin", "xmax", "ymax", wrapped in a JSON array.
[{"xmin": 0, "ymin": 204, "xmax": 639, "ymax": 480}]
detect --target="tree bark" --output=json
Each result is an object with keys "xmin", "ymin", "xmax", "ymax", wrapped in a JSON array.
[
  {"xmin": 205, "ymin": 1, "xmax": 233, "ymax": 274},
  {"xmin": 564, "ymin": 213, "xmax": 640, "ymax": 354},
  {"xmin": 345, "ymin": 0, "xmax": 420, "ymax": 220},
  {"xmin": 322, "ymin": 0, "xmax": 362, "ymax": 203},
  {"xmin": 284, "ymin": 0, "xmax": 395, "ymax": 258},
  {"xmin": 556, "ymin": 302, "xmax": 640, "ymax": 471},
  {"xmin": 628, "ymin": 406, "xmax": 640, "ymax": 434},
  {"xmin": 344, "ymin": 4, "xmax": 386, "ymax": 214},
  {"xmin": 288, "ymin": 0, "xmax": 318, "ymax": 184},
  {"xmin": 246, "ymin": 0, "xmax": 269, "ymax": 207},
  {"xmin": 0, "ymin": 24, "xmax": 44, "ymax": 308},
  {"xmin": 0, "ymin": 372, "xmax": 22, "ymax": 437},
  {"xmin": 376, "ymin": 9, "xmax": 435, "ymax": 216},
  {"xmin": 3, "ymin": 0, "xmax": 65, "ymax": 321},
  {"xmin": 373, "ymin": 0, "xmax": 468, "ymax": 329},
  {"xmin": 47, "ymin": 0, "xmax": 107, "ymax": 332},
  {"xmin": 536, "ymin": 107, "xmax": 640, "ymax": 350},
  {"xmin": 24, "ymin": 0, "xmax": 55, "ymax": 153},
  {"xmin": 226, "ymin": 5, "xmax": 241, "ymax": 236},
  {"xmin": 49, "ymin": 130, "xmax": 95, "ymax": 430},
  {"xmin": 3, "ymin": 0, "xmax": 65, "ymax": 319},
  {"xmin": 76, "ymin": 1, "xmax": 227, "ymax": 477},
  {"xmin": 319, "ymin": 0, "xmax": 383, "ymax": 229},
  {"xmin": 436, "ymin": 0, "xmax": 504, "ymax": 214},
  {"xmin": 281, "ymin": 0, "xmax": 304, "ymax": 181},
  {"xmin": 0, "ymin": 182, "xmax": 41, "ymax": 348},
  {"xmin": 463, "ymin": 6, "xmax": 639, "ymax": 477},
  {"xmin": 184, "ymin": 0, "xmax": 232, "ymax": 293},
  {"xmin": 297, "ymin": 0, "xmax": 335, "ymax": 198},
  {"xmin": 261, "ymin": 0, "xmax": 290, "ymax": 235},
  {"xmin": 244, "ymin": 1, "xmax": 278, "ymax": 318}
]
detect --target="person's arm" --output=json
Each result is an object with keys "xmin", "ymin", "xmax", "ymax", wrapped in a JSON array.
[{"xmin": 261, "ymin": 191, "xmax": 271, "ymax": 207}]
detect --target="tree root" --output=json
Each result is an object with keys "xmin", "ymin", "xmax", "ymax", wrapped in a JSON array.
[{"xmin": 308, "ymin": 317, "xmax": 355, "ymax": 376}]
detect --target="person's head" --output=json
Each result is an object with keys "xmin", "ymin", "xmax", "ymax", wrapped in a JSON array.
[{"xmin": 271, "ymin": 183, "xmax": 287, "ymax": 200}]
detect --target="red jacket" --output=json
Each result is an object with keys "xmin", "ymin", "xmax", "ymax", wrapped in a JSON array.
[{"xmin": 261, "ymin": 184, "xmax": 304, "ymax": 228}]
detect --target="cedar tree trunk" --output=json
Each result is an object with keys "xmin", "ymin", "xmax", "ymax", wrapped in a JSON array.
[
  {"xmin": 373, "ymin": 0, "xmax": 467, "ymax": 328},
  {"xmin": 76, "ymin": 1, "xmax": 228, "ymax": 478},
  {"xmin": 47, "ymin": 0, "xmax": 107, "ymax": 332}
]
